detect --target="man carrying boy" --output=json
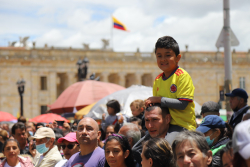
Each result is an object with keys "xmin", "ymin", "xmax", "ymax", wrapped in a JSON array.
[{"xmin": 145, "ymin": 36, "xmax": 196, "ymax": 132}]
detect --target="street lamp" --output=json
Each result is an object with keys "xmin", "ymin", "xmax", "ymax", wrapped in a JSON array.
[
  {"xmin": 76, "ymin": 57, "xmax": 89, "ymax": 81},
  {"xmin": 16, "ymin": 79, "xmax": 25, "ymax": 116}
]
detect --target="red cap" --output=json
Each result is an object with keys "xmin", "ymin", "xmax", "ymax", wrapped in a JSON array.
[{"xmin": 57, "ymin": 132, "xmax": 78, "ymax": 143}]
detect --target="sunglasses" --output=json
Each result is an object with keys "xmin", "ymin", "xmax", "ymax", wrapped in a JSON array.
[{"xmin": 61, "ymin": 144, "xmax": 77, "ymax": 150}]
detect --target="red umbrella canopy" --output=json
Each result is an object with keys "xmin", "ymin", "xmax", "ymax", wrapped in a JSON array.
[
  {"xmin": 49, "ymin": 80, "xmax": 125, "ymax": 114},
  {"xmin": 29, "ymin": 113, "xmax": 68, "ymax": 123},
  {"xmin": 0, "ymin": 111, "xmax": 17, "ymax": 122}
]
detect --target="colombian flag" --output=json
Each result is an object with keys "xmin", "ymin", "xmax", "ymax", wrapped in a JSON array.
[{"xmin": 112, "ymin": 16, "xmax": 128, "ymax": 31}]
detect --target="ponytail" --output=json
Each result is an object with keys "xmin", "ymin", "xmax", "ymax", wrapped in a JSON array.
[{"xmin": 218, "ymin": 123, "xmax": 233, "ymax": 140}]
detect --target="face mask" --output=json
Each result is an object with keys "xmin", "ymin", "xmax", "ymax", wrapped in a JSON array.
[
  {"xmin": 29, "ymin": 131, "xmax": 33, "ymax": 136},
  {"xmin": 205, "ymin": 133, "xmax": 216, "ymax": 147},
  {"xmin": 36, "ymin": 141, "xmax": 49, "ymax": 154}
]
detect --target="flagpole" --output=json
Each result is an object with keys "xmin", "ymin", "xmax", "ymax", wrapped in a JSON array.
[{"xmin": 111, "ymin": 15, "xmax": 114, "ymax": 51}]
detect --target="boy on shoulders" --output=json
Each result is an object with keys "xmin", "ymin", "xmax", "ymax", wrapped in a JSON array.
[{"xmin": 145, "ymin": 36, "xmax": 196, "ymax": 131}]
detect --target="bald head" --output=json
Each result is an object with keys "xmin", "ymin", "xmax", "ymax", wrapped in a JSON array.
[
  {"xmin": 77, "ymin": 117, "xmax": 101, "ymax": 149},
  {"xmin": 78, "ymin": 117, "xmax": 99, "ymax": 131}
]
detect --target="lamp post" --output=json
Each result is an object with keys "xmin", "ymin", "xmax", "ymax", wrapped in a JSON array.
[
  {"xmin": 16, "ymin": 79, "xmax": 25, "ymax": 116},
  {"xmin": 76, "ymin": 57, "xmax": 89, "ymax": 81}
]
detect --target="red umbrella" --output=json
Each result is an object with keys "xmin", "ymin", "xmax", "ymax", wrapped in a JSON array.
[
  {"xmin": 0, "ymin": 111, "xmax": 17, "ymax": 122},
  {"xmin": 29, "ymin": 113, "xmax": 68, "ymax": 123},
  {"xmin": 49, "ymin": 80, "xmax": 125, "ymax": 114}
]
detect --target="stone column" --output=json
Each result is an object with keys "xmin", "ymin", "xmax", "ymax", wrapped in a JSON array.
[
  {"xmin": 151, "ymin": 72, "xmax": 159, "ymax": 86},
  {"xmin": 49, "ymin": 71, "xmax": 57, "ymax": 105},
  {"xmin": 101, "ymin": 72, "xmax": 109, "ymax": 83},
  {"xmin": 30, "ymin": 69, "xmax": 39, "ymax": 118},
  {"xmin": 67, "ymin": 72, "xmax": 77, "ymax": 86},
  {"xmin": 135, "ymin": 72, "xmax": 142, "ymax": 85},
  {"xmin": 118, "ymin": 72, "xmax": 126, "ymax": 87}
]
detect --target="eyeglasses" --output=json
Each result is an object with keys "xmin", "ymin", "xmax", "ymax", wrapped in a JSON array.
[{"xmin": 61, "ymin": 144, "xmax": 77, "ymax": 150}]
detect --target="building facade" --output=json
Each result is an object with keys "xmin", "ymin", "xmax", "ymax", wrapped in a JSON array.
[{"xmin": 0, "ymin": 46, "xmax": 249, "ymax": 118}]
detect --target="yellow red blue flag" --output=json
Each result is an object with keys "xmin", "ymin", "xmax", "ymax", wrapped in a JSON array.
[{"xmin": 112, "ymin": 16, "xmax": 128, "ymax": 31}]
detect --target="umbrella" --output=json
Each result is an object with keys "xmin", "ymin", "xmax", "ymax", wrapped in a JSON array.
[
  {"xmin": 194, "ymin": 101, "xmax": 201, "ymax": 116},
  {"xmin": 49, "ymin": 80, "xmax": 125, "ymax": 114},
  {"xmin": 0, "ymin": 111, "xmax": 17, "ymax": 122},
  {"xmin": 85, "ymin": 85, "xmax": 153, "ymax": 119},
  {"xmin": 85, "ymin": 85, "xmax": 202, "ymax": 120},
  {"xmin": 29, "ymin": 113, "xmax": 69, "ymax": 123},
  {"xmin": 75, "ymin": 102, "xmax": 96, "ymax": 119}
]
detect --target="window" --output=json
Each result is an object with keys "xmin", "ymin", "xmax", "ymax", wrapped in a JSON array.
[
  {"xmin": 41, "ymin": 105, "xmax": 47, "ymax": 114},
  {"xmin": 40, "ymin": 76, "xmax": 47, "ymax": 90},
  {"xmin": 239, "ymin": 77, "xmax": 245, "ymax": 90}
]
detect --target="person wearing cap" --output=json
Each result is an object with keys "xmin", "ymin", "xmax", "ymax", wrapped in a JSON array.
[
  {"xmin": 225, "ymin": 88, "xmax": 250, "ymax": 129},
  {"xmin": 200, "ymin": 101, "xmax": 220, "ymax": 118},
  {"xmin": 232, "ymin": 119, "xmax": 250, "ymax": 167},
  {"xmin": 64, "ymin": 117, "xmax": 105, "ymax": 167},
  {"xmin": 29, "ymin": 127, "xmax": 62, "ymax": 167},
  {"xmin": 196, "ymin": 115, "xmax": 233, "ymax": 167},
  {"xmin": 55, "ymin": 132, "xmax": 80, "ymax": 167}
]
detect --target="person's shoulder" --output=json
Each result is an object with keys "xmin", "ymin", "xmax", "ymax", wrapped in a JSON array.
[
  {"xmin": 46, "ymin": 146, "xmax": 63, "ymax": 161},
  {"xmin": 154, "ymin": 72, "xmax": 164, "ymax": 80},
  {"xmin": 175, "ymin": 67, "xmax": 190, "ymax": 77},
  {"xmin": 91, "ymin": 148, "xmax": 105, "ymax": 163},
  {"xmin": 55, "ymin": 159, "xmax": 68, "ymax": 167},
  {"xmin": 67, "ymin": 152, "xmax": 79, "ymax": 164},
  {"xmin": 94, "ymin": 147, "xmax": 105, "ymax": 156},
  {"xmin": 132, "ymin": 133, "xmax": 150, "ymax": 151}
]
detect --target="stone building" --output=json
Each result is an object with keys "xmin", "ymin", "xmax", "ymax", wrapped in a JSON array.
[{"xmin": 0, "ymin": 45, "xmax": 249, "ymax": 118}]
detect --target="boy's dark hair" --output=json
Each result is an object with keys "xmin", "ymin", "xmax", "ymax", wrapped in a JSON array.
[
  {"xmin": 155, "ymin": 36, "xmax": 180, "ymax": 57},
  {"xmin": 104, "ymin": 134, "xmax": 135, "ymax": 167},
  {"xmin": 11, "ymin": 122, "xmax": 26, "ymax": 135},
  {"xmin": 106, "ymin": 100, "xmax": 121, "ymax": 114}
]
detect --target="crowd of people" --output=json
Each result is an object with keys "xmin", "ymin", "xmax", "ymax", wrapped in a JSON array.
[{"xmin": 0, "ymin": 36, "xmax": 250, "ymax": 167}]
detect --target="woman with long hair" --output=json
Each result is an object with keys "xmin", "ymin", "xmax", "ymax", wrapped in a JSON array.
[
  {"xmin": 141, "ymin": 138, "xmax": 174, "ymax": 167},
  {"xmin": 0, "ymin": 139, "xmax": 33, "ymax": 167},
  {"xmin": 104, "ymin": 134, "xmax": 135, "ymax": 167}
]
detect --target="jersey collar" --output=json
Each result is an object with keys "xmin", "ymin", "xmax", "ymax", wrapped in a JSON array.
[{"xmin": 162, "ymin": 66, "xmax": 179, "ymax": 81}]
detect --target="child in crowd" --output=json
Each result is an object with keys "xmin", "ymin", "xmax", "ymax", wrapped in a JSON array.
[
  {"xmin": 99, "ymin": 125, "xmax": 117, "ymax": 148},
  {"xmin": 101, "ymin": 100, "xmax": 125, "ymax": 131},
  {"xmin": 104, "ymin": 134, "xmax": 135, "ymax": 167},
  {"xmin": 145, "ymin": 36, "xmax": 196, "ymax": 131},
  {"xmin": 130, "ymin": 99, "xmax": 146, "ymax": 130}
]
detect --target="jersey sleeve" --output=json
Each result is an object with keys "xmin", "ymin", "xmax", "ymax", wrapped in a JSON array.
[{"xmin": 176, "ymin": 73, "xmax": 195, "ymax": 102}]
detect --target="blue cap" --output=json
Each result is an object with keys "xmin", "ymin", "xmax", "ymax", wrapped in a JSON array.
[
  {"xmin": 196, "ymin": 115, "xmax": 226, "ymax": 133},
  {"xmin": 225, "ymin": 88, "xmax": 248, "ymax": 100}
]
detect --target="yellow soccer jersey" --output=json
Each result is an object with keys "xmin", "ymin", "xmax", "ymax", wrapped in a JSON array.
[{"xmin": 153, "ymin": 67, "xmax": 196, "ymax": 130}]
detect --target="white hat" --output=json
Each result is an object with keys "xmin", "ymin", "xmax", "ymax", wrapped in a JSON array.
[
  {"xmin": 232, "ymin": 119, "xmax": 250, "ymax": 160},
  {"xmin": 29, "ymin": 127, "xmax": 55, "ymax": 140}
]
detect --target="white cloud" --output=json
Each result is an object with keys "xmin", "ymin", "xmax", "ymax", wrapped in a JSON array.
[{"xmin": 0, "ymin": 0, "xmax": 249, "ymax": 52}]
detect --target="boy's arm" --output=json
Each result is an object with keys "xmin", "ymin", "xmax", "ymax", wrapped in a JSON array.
[{"xmin": 161, "ymin": 97, "xmax": 189, "ymax": 110}]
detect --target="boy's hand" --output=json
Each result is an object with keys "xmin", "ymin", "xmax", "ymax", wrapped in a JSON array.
[{"xmin": 145, "ymin": 97, "xmax": 161, "ymax": 107}]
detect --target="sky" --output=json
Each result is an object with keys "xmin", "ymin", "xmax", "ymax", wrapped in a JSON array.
[{"xmin": 0, "ymin": 0, "xmax": 250, "ymax": 52}]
